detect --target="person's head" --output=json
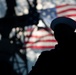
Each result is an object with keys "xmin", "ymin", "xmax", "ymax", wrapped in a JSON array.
[{"xmin": 51, "ymin": 17, "xmax": 76, "ymax": 45}]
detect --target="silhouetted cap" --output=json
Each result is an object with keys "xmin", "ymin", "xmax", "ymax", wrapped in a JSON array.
[{"xmin": 51, "ymin": 17, "xmax": 76, "ymax": 31}]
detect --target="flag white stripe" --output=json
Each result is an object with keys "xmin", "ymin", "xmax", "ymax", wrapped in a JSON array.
[{"xmin": 32, "ymin": 31, "xmax": 52, "ymax": 36}]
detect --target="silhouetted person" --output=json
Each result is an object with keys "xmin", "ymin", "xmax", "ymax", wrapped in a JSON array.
[
  {"xmin": 5, "ymin": 0, "xmax": 16, "ymax": 17},
  {"xmin": 28, "ymin": 17, "xmax": 76, "ymax": 75}
]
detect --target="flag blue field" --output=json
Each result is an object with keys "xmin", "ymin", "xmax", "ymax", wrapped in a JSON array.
[{"xmin": 39, "ymin": 7, "xmax": 57, "ymax": 28}]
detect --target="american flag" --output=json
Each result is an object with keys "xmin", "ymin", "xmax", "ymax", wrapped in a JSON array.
[
  {"xmin": 24, "ymin": 4, "xmax": 76, "ymax": 50},
  {"xmin": 40, "ymin": 4, "xmax": 76, "ymax": 27},
  {"xmin": 24, "ymin": 25, "xmax": 57, "ymax": 50}
]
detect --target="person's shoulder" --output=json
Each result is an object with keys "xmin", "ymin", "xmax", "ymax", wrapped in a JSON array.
[{"xmin": 40, "ymin": 49, "xmax": 55, "ymax": 57}]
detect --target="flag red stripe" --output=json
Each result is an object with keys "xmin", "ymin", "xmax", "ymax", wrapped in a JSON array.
[
  {"xmin": 57, "ymin": 8, "xmax": 76, "ymax": 14},
  {"xmin": 62, "ymin": 14, "xmax": 76, "ymax": 17},
  {"xmin": 26, "ymin": 46, "xmax": 55, "ymax": 49},
  {"xmin": 26, "ymin": 34, "xmax": 54, "ymax": 38},
  {"xmin": 56, "ymin": 4, "xmax": 70, "ymax": 8},
  {"xmin": 24, "ymin": 40, "xmax": 57, "ymax": 44},
  {"xmin": 25, "ymin": 28, "xmax": 51, "ymax": 31}
]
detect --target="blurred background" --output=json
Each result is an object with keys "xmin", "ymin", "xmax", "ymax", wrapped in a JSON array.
[{"xmin": 0, "ymin": 0, "xmax": 76, "ymax": 75}]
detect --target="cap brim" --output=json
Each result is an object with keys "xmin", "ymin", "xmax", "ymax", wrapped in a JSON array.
[{"xmin": 51, "ymin": 17, "xmax": 76, "ymax": 30}]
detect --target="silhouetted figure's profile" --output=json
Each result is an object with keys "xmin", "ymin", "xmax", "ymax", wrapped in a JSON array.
[
  {"xmin": 5, "ymin": 0, "xmax": 16, "ymax": 17},
  {"xmin": 28, "ymin": 17, "xmax": 76, "ymax": 75}
]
